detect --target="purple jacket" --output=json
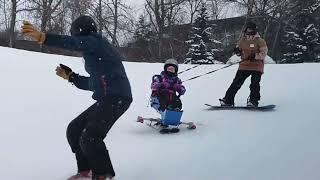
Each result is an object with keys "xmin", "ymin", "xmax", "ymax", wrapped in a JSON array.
[{"xmin": 151, "ymin": 71, "xmax": 186, "ymax": 96}]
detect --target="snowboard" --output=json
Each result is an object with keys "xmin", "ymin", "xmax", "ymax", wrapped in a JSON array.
[{"xmin": 205, "ymin": 104, "xmax": 276, "ymax": 111}]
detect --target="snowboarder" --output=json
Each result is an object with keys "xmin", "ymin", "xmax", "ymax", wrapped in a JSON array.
[
  {"xmin": 150, "ymin": 59, "xmax": 186, "ymax": 117},
  {"xmin": 219, "ymin": 21, "xmax": 268, "ymax": 107},
  {"xmin": 21, "ymin": 15, "xmax": 132, "ymax": 180}
]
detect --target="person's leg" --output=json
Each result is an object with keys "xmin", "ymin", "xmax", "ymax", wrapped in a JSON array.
[
  {"xmin": 249, "ymin": 71, "xmax": 262, "ymax": 105},
  {"xmin": 79, "ymin": 96, "xmax": 132, "ymax": 178},
  {"xmin": 66, "ymin": 103, "xmax": 97, "ymax": 173},
  {"xmin": 223, "ymin": 70, "xmax": 251, "ymax": 105}
]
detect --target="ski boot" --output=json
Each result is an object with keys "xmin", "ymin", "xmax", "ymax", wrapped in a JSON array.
[
  {"xmin": 219, "ymin": 98, "xmax": 234, "ymax": 107},
  {"xmin": 92, "ymin": 174, "xmax": 115, "ymax": 180},
  {"xmin": 67, "ymin": 170, "xmax": 91, "ymax": 180},
  {"xmin": 247, "ymin": 97, "xmax": 258, "ymax": 107},
  {"xmin": 159, "ymin": 124, "xmax": 170, "ymax": 134}
]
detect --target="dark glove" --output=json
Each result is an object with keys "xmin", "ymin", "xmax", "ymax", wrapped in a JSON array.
[
  {"xmin": 233, "ymin": 47, "xmax": 241, "ymax": 56},
  {"xmin": 152, "ymin": 75, "xmax": 161, "ymax": 82},
  {"xmin": 173, "ymin": 83, "xmax": 186, "ymax": 95},
  {"xmin": 55, "ymin": 64, "xmax": 73, "ymax": 81},
  {"xmin": 247, "ymin": 53, "xmax": 256, "ymax": 61}
]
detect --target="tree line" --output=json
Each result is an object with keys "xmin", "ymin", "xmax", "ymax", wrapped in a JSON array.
[{"xmin": 0, "ymin": 0, "xmax": 319, "ymax": 63}]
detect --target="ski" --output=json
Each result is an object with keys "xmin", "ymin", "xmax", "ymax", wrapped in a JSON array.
[
  {"xmin": 136, "ymin": 116, "xmax": 196, "ymax": 134},
  {"xmin": 159, "ymin": 127, "xmax": 180, "ymax": 134}
]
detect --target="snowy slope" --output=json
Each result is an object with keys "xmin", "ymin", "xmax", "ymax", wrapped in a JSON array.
[{"xmin": 0, "ymin": 46, "xmax": 320, "ymax": 180}]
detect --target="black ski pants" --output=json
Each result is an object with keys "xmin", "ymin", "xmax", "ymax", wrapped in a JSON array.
[
  {"xmin": 224, "ymin": 70, "xmax": 262, "ymax": 104},
  {"xmin": 66, "ymin": 96, "xmax": 132, "ymax": 177}
]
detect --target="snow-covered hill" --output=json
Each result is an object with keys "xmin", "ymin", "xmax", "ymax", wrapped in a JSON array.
[{"xmin": 0, "ymin": 46, "xmax": 319, "ymax": 180}]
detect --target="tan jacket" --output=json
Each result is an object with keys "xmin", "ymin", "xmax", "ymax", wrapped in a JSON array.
[{"xmin": 238, "ymin": 33, "xmax": 268, "ymax": 73}]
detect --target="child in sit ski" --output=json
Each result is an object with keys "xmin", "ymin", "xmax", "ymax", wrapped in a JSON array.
[{"xmin": 150, "ymin": 59, "xmax": 186, "ymax": 117}]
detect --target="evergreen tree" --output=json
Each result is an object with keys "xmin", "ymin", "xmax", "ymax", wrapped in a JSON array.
[
  {"xmin": 133, "ymin": 15, "xmax": 152, "ymax": 47},
  {"xmin": 282, "ymin": 26, "xmax": 305, "ymax": 63},
  {"xmin": 282, "ymin": 1, "xmax": 320, "ymax": 63},
  {"xmin": 185, "ymin": 3, "xmax": 220, "ymax": 64},
  {"xmin": 304, "ymin": 20, "xmax": 320, "ymax": 62}
]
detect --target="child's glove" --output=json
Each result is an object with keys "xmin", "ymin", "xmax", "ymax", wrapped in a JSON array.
[
  {"xmin": 161, "ymin": 81, "xmax": 171, "ymax": 89},
  {"xmin": 21, "ymin": 21, "xmax": 46, "ymax": 44},
  {"xmin": 173, "ymin": 84, "xmax": 186, "ymax": 95},
  {"xmin": 55, "ymin": 64, "xmax": 73, "ymax": 81}
]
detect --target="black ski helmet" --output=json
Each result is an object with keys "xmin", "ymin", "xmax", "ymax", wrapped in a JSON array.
[
  {"xmin": 244, "ymin": 21, "xmax": 257, "ymax": 32},
  {"xmin": 164, "ymin": 59, "xmax": 178, "ymax": 73},
  {"xmin": 70, "ymin": 15, "xmax": 98, "ymax": 36}
]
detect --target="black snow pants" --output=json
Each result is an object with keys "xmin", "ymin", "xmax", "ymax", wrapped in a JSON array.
[
  {"xmin": 66, "ymin": 95, "xmax": 132, "ymax": 177},
  {"xmin": 224, "ymin": 70, "xmax": 262, "ymax": 105}
]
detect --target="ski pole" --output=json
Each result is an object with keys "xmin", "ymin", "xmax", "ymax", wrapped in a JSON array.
[
  {"xmin": 182, "ymin": 60, "xmax": 245, "ymax": 82},
  {"xmin": 178, "ymin": 64, "xmax": 201, "ymax": 74}
]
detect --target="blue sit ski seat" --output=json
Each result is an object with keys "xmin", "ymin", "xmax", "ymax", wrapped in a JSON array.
[{"xmin": 161, "ymin": 109, "xmax": 183, "ymax": 126}]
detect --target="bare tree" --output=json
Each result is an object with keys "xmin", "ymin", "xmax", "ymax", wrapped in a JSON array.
[
  {"xmin": 224, "ymin": 0, "xmax": 250, "ymax": 15},
  {"xmin": 225, "ymin": 0, "xmax": 273, "ymax": 16},
  {"xmin": 225, "ymin": 0, "xmax": 294, "ymax": 17},
  {"xmin": 206, "ymin": 0, "xmax": 229, "ymax": 20},
  {"xmin": 96, "ymin": 0, "xmax": 134, "ymax": 46},
  {"xmin": 1, "ymin": 0, "xmax": 27, "ymax": 47},
  {"xmin": 225, "ymin": 0, "xmax": 292, "ymax": 37},
  {"xmin": 0, "ymin": 0, "xmax": 10, "ymax": 30},
  {"xmin": 109, "ymin": 0, "xmax": 120, "ymax": 45},
  {"xmin": 66, "ymin": 0, "xmax": 92, "ymax": 21},
  {"xmin": 145, "ymin": 0, "xmax": 185, "ymax": 61},
  {"xmin": 47, "ymin": 0, "xmax": 69, "ymax": 34},
  {"xmin": 27, "ymin": 0, "xmax": 64, "ymax": 32},
  {"xmin": 8, "ymin": 0, "xmax": 17, "ymax": 47},
  {"xmin": 183, "ymin": 0, "xmax": 202, "ymax": 24},
  {"xmin": 63, "ymin": 0, "xmax": 134, "ymax": 46},
  {"xmin": 96, "ymin": 0, "xmax": 103, "ymax": 34}
]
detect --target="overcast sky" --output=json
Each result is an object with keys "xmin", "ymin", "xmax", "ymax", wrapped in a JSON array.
[
  {"xmin": 126, "ymin": 0, "xmax": 145, "ymax": 7},
  {"xmin": 126, "ymin": 0, "xmax": 243, "ymax": 19},
  {"xmin": 126, "ymin": 0, "xmax": 145, "ymax": 12},
  {"xmin": 0, "ymin": 0, "xmax": 242, "ymax": 30}
]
